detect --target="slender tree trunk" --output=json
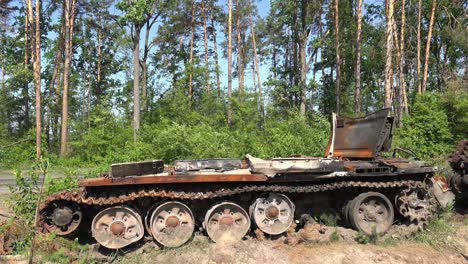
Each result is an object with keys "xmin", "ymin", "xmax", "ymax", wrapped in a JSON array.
[
  {"xmin": 399, "ymin": 0, "xmax": 408, "ymax": 115},
  {"xmin": 319, "ymin": 3, "xmax": 326, "ymax": 112},
  {"xmin": 141, "ymin": 19, "xmax": 151, "ymax": 111},
  {"xmin": 0, "ymin": 37, "xmax": 3, "ymax": 93},
  {"xmin": 421, "ymin": 0, "xmax": 437, "ymax": 93},
  {"xmin": 188, "ymin": 0, "xmax": 195, "ymax": 99},
  {"xmin": 299, "ymin": 34, "xmax": 308, "ymax": 116},
  {"xmin": 50, "ymin": 13, "xmax": 65, "ymax": 150},
  {"xmin": 25, "ymin": 0, "xmax": 32, "ymax": 131},
  {"xmin": 416, "ymin": 0, "xmax": 422, "ymax": 94},
  {"xmin": 33, "ymin": 0, "xmax": 41, "ymax": 159},
  {"xmin": 272, "ymin": 45, "xmax": 277, "ymax": 79},
  {"xmin": 97, "ymin": 23, "xmax": 102, "ymax": 94},
  {"xmin": 236, "ymin": 0, "xmax": 245, "ymax": 100},
  {"xmin": 202, "ymin": 1, "xmax": 210, "ymax": 94},
  {"xmin": 251, "ymin": 61, "xmax": 256, "ymax": 93},
  {"xmin": 211, "ymin": 12, "xmax": 221, "ymax": 97},
  {"xmin": 384, "ymin": 0, "xmax": 394, "ymax": 108},
  {"xmin": 227, "ymin": 0, "xmax": 233, "ymax": 127},
  {"xmin": 355, "ymin": 0, "xmax": 362, "ymax": 114},
  {"xmin": 249, "ymin": 11, "xmax": 262, "ymax": 118},
  {"xmin": 334, "ymin": 0, "xmax": 341, "ymax": 113},
  {"xmin": 392, "ymin": 16, "xmax": 403, "ymax": 126},
  {"xmin": 50, "ymin": 14, "xmax": 64, "ymax": 101},
  {"xmin": 60, "ymin": 0, "xmax": 76, "ymax": 156},
  {"xmin": 132, "ymin": 25, "xmax": 141, "ymax": 143},
  {"xmin": 298, "ymin": 0, "xmax": 309, "ymax": 116}
]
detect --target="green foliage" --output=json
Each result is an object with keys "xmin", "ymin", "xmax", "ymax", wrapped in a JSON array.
[
  {"xmin": 117, "ymin": 0, "xmax": 156, "ymax": 25},
  {"xmin": 329, "ymin": 228, "xmax": 340, "ymax": 242},
  {"xmin": 355, "ymin": 227, "xmax": 379, "ymax": 245},
  {"xmin": 411, "ymin": 213, "xmax": 455, "ymax": 248},
  {"xmin": 8, "ymin": 169, "xmax": 40, "ymax": 226},
  {"xmin": 394, "ymin": 93, "xmax": 453, "ymax": 160},
  {"xmin": 45, "ymin": 168, "xmax": 79, "ymax": 195}
]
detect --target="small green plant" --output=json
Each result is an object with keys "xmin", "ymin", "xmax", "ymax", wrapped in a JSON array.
[
  {"xmin": 329, "ymin": 228, "xmax": 340, "ymax": 242},
  {"xmin": 355, "ymin": 226, "xmax": 379, "ymax": 244},
  {"xmin": 317, "ymin": 213, "xmax": 338, "ymax": 227}
]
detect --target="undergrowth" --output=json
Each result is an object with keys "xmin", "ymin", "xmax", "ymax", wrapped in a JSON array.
[{"xmin": 410, "ymin": 207, "xmax": 456, "ymax": 249}]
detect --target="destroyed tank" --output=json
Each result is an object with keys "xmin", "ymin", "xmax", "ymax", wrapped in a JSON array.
[
  {"xmin": 447, "ymin": 139, "xmax": 468, "ymax": 202},
  {"xmin": 38, "ymin": 109, "xmax": 438, "ymax": 249}
]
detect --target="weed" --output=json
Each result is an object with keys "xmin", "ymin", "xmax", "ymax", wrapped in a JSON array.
[
  {"xmin": 411, "ymin": 215, "xmax": 455, "ymax": 248},
  {"xmin": 355, "ymin": 227, "xmax": 379, "ymax": 244},
  {"xmin": 329, "ymin": 228, "xmax": 340, "ymax": 242},
  {"xmin": 316, "ymin": 213, "xmax": 338, "ymax": 227}
]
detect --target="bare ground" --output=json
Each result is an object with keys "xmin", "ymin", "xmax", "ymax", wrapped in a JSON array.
[{"xmin": 109, "ymin": 217, "xmax": 468, "ymax": 264}]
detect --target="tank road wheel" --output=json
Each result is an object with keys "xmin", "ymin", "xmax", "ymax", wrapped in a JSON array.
[
  {"xmin": 149, "ymin": 201, "xmax": 195, "ymax": 248},
  {"xmin": 349, "ymin": 192, "xmax": 394, "ymax": 235},
  {"xmin": 250, "ymin": 193, "xmax": 295, "ymax": 235},
  {"xmin": 204, "ymin": 202, "xmax": 250, "ymax": 243},
  {"xmin": 92, "ymin": 206, "xmax": 144, "ymax": 249},
  {"xmin": 40, "ymin": 201, "xmax": 82, "ymax": 236}
]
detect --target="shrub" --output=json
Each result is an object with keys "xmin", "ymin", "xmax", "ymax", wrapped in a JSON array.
[{"xmin": 394, "ymin": 93, "xmax": 453, "ymax": 160}]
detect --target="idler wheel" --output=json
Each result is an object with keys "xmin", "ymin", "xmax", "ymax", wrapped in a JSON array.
[
  {"xmin": 204, "ymin": 202, "xmax": 250, "ymax": 243},
  {"xmin": 92, "ymin": 206, "xmax": 144, "ymax": 249},
  {"xmin": 250, "ymin": 193, "xmax": 295, "ymax": 235},
  {"xmin": 349, "ymin": 192, "xmax": 394, "ymax": 235},
  {"xmin": 40, "ymin": 201, "xmax": 82, "ymax": 236},
  {"xmin": 149, "ymin": 201, "xmax": 195, "ymax": 248}
]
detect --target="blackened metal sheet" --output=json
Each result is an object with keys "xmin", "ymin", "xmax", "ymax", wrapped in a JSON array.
[
  {"xmin": 325, "ymin": 108, "xmax": 394, "ymax": 159},
  {"xmin": 111, "ymin": 160, "xmax": 164, "ymax": 177},
  {"xmin": 79, "ymin": 173, "xmax": 268, "ymax": 187},
  {"xmin": 174, "ymin": 159, "xmax": 242, "ymax": 172}
]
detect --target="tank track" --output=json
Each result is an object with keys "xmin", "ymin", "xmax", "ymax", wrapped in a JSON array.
[{"xmin": 40, "ymin": 179, "xmax": 426, "ymax": 209}]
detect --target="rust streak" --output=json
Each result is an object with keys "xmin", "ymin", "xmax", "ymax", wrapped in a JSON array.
[{"xmin": 79, "ymin": 174, "xmax": 268, "ymax": 187}]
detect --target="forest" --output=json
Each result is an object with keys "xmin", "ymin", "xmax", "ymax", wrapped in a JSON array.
[{"xmin": 0, "ymin": 0, "xmax": 467, "ymax": 170}]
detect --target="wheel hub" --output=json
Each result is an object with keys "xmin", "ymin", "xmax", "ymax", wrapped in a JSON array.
[
  {"xmin": 362, "ymin": 205, "xmax": 377, "ymax": 222},
  {"xmin": 109, "ymin": 221, "xmax": 126, "ymax": 236},
  {"xmin": 52, "ymin": 207, "xmax": 73, "ymax": 227},
  {"xmin": 265, "ymin": 206, "xmax": 279, "ymax": 220},
  {"xmin": 219, "ymin": 216, "xmax": 234, "ymax": 226},
  {"xmin": 165, "ymin": 216, "xmax": 180, "ymax": 228}
]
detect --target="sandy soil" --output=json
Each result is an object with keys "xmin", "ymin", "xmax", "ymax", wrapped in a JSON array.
[{"xmin": 110, "ymin": 218, "xmax": 468, "ymax": 264}]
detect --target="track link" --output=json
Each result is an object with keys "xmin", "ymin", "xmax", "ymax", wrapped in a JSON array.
[{"xmin": 40, "ymin": 179, "xmax": 425, "ymax": 209}]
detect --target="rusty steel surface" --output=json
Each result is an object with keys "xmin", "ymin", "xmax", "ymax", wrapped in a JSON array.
[
  {"xmin": 42, "ymin": 178, "xmax": 427, "ymax": 210},
  {"xmin": 325, "ymin": 108, "xmax": 394, "ymax": 159},
  {"xmin": 79, "ymin": 174, "xmax": 268, "ymax": 187}
]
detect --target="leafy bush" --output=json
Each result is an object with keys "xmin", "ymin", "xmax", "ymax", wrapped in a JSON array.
[
  {"xmin": 45, "ymin": 168, "xmax": 79, "ymax": 195},
  {"xmin": 8, "ymin": 169, "xmax": 40, "ymax": 226},
  {"xmin": 394, "ymin": 93, "xmax": 453, "ymax": 160}
]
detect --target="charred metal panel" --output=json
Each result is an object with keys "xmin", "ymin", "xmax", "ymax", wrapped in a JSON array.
[
  {"xmin": 111, "ymin": 160, "xmax": 164, "ymax": 178},
  {"xmin": 247, "ymin": 154, "xmax": 344, "ymax": 177},
  {"xmin": 79, "ymin": 173, "xmax": 267, "ymax": 187},
  {"xmin": 174, "ymin": 159, "xmax": 242, "ymax": 172},
  {"xmin": 325, "ymin": 108, "xmax": 394, "ymax": 159}
]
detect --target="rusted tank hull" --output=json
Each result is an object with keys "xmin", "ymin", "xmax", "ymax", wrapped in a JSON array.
[{"xmin": 37, "ymin": 109, "xmax": 440, "ymax": 250}]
